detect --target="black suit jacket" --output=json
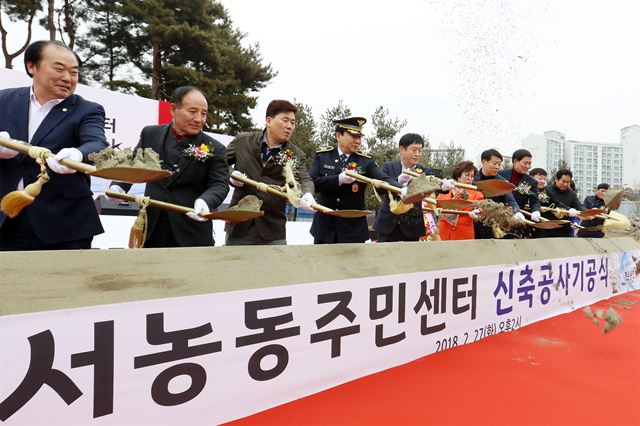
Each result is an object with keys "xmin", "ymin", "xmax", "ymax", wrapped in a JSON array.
[
  {"xmin": 498, "ymin": 169, "xmax": 541, "ymax": 212},
  {"xmin": 225, "ymin": 131, "xmax": 313, "ymax": 241},
  {"xmin": 374, "ymin": 160, "xmax": 428, "ymax": 239},
  {"xmin": 0, "ymin": 87, "xmax": 107, "ymax": 244},
  {"xmin": 114, "ymin": 125, "xmax": 229, "ymax": 246},
  {"xmin": 309, "ymin": 147, "xmax": 400, "ymax": 243}
]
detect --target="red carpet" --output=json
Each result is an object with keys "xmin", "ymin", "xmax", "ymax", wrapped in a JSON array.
[{"xmin": 229, "ymin": 291, "xmax": 640, "ymax": 425}]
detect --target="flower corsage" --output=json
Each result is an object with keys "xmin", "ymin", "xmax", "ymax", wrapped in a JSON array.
[
  {"xmin": 183, "ymin": 142, "xmax": 214, "ymax": 162},
  {"xmin": 344, "ymin": 161, "xmax": 363, "ymax": 174},
  {"xmin": 538, "ymin": 190, "xmax": 550, "ymax": 204},
  {"xmin": 514, "ymin": 181, "xmax": 532, "ymax": 195},
  {"xmin": 273, "ymin": 149, "xmax": 300, "ymax": 168}
]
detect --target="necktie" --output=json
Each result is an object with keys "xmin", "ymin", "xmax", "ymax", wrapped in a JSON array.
[{"xmin": 339, "ymin": 153, "xmax": 348, "ymax": 168}]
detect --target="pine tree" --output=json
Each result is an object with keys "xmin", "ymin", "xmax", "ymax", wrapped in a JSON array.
[
  {"xmin": 0, "ymin": 0, "xmax": 42, "ymax": 69},
  {"xmin": 75, "ymin": 0, "xmax": 131, "ymax": 90},
  {"xmin": 318, "ymin": 100, "xmax": 352, "ymax": 147},
  {"xmin": 74, "ymin": 0, "xmax": 274, "ymax": 132},
  {"xmin": 364, "ymin": 105, "xmax": 406, "ymax": 165},
  {"xmin": 289, "ymin": 100, "xmax": 318, "ymax": 169}
]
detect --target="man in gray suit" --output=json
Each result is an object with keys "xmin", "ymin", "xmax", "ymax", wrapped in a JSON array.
[
  {"xmin": 226, "ymin": 100, "xmax": 315, "ymax": 245},
  {"xmin": 110, "ymin": 86, "xmax": 229, "ymax": 247}
]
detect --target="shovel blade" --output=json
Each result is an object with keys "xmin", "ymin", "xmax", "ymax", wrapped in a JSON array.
[
  {"xmin": 90, "ymin": 167, "xmax": 172, "ymax": 183},
  {"xmin": 436, "ymin": 199, "xmax": 476, "ymax": 209},
  {"xmin": 323, "ymin": 209, "xmax": 372, "ymax": 218},
  {"xmin": 474, "ymin": 179, "xmax": 515, "ymax": 197},
  {"xmin": 203, "ymin": 210, "xmax": 264, "ymax": 223}
]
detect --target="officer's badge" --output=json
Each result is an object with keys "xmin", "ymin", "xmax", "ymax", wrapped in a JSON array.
[{"xmin": 352, "ymin": 183, "xmax": 359, "ymax": 192}]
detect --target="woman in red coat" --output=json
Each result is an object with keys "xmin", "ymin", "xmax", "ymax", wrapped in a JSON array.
[{"xmin": 437, "ymin": 161, "xmax": 485, "ymax": 240}]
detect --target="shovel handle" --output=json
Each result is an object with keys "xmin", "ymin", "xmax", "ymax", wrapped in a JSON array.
[
  {"xmin": 402, "ymin": 169, "xmax": 476, "ymax": 190},
  {"xmin": 106, "ymin": 191, "xmax": 193, "ymax": 214},
  {"xmin": 425, "ymin": 206, "xmax": 471, "ymax": 215},
  {"xmin": 345, "ymin": 170, "xmax": 401, "ymax": 195},
  {"xmin": 520, "ymin": 209, "xmax": 548, "ymax": 222},
  {"xmin": 346, "ymin": 171, "xmax": 438, "ymax": 206},
  {"xmin": 1, "ymin": 136, "xmax": 97, "ymax": 174},
  {"xmin": 231, "ymin": 171, "xmax": 336, "ymax": 214},
  {"xmin": 231, "ymin": 171, "xmax": 290, "ymax": 201}
]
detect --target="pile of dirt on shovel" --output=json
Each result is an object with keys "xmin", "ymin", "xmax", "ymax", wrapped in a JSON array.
[{"xmin": 89, "ymin": 147, "xmax": 164, "ymax": 170}]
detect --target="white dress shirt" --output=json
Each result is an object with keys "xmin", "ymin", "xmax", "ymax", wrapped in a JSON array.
[{"xmin": 29, "ymin": 86, "xmax": 65, "ymax": 142}]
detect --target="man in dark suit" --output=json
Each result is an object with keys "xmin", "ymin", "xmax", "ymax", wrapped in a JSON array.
[
  {"xmin": 225, "ymin": 100, "xmax": 315, "ymax": 245},
  {"xmin": 374, "ymin": 133, "xmax": 438, "ymax": 242},
  {"xmin": 577, "ymin": 183, "xmax": 608, "ymax": 238},
  {"xmin": 473, "ymin": 148, "xmax": 524, "ymax": 239},
  {"xmin": 498, "ymin": 149, "xmax": 542, "ymax": 237},
  {"xmin": 0, "ymin": 40, "xmax": 108, "ymax": 251},
  {"xmin": 109, "ymin": 86, "xmax": 229, "ymax": 247},
  {"xmin": 309, "ymin": 117, "xmax": 402, "ymax": 244},
  {"xmin": 542, "ymin": 169, "xmax": 584, "ymax": 238},
  {"xmin": 529, "ymin": 167, "xmax": 551, "ymax": 238}
]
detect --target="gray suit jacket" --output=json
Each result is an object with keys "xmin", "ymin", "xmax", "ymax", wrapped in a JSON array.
[{"xmin": 225, "ymin": 131, "xmax": 313, "ymax": 241}]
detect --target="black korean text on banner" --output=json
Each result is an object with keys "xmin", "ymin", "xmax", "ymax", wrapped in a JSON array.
[{"xmin": 0, "ymin": 321, "xmax": 114, "ymax": 421}]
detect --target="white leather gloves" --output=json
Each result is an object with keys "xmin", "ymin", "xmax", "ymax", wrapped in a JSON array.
[
  {"xmin": 469, "ymin": 208, "xmax": 480, "ymax": 220},
  {"xmin": 230, "ymin": 171, "xmax": 246, "ymax": 187},
  {"xmin": 400, "ymin": 186, "xmax": 409, "ymax": 200},
  {"xmin": 441, "ymin": 179, "xmax": 456, "ymax": 192},
  {"xmin": 300, "ymin": 192, "xmax": 316, "ymax": 212},
  {"xmin": 338, "ymin": 171, "xmax": 355, "ymax": 185},
  {"xmin": 530, "ymin": 211, "xmax": 541, "ymax": 222},
  {"xmin": 46, "ymin": 147, "xmax": 82, "ymax": 174},
  {"xmin": 568, "ymin": 208, "xmax": 578, "ymax": 218},
  {"xmin": 514, "ymin": 212, "xmax": 526, "ymax": 222},
  {"xmin": 397, "ymin": 172, "xmax": 412, "ymax": 186},
  {"xmin": 186, "ymin": 199, "xmax": 209, "ymax": 222},
  {"xmin": 0, "ymin": 131, "xmax": 19, "ymax": 159}
]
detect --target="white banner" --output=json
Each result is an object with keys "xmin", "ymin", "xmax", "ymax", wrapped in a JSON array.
[{"xmin": 1, "ymin": 250, "xmax": 638, "ymax": 424}]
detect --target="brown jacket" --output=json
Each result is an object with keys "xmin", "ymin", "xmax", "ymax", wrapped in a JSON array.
[{"xmin": 225, "ymin": 131, "xmax": 313, "ymax": 241}]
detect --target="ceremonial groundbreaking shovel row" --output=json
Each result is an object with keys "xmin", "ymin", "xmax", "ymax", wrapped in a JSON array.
[
  {"xmin": 343, "ymin": 169, "xmax": 556, "ymax": 232},
  {"xmin": 401, "ymin": 169, "xmax": 517, "ymax": 198},
  {"xmin": 433, "ymin": 198, "xmax": 565, "ymax": 230}
]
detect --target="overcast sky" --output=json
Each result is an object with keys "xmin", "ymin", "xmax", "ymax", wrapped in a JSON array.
[
  {"xmin": 3, "ymin": 0, "xmax": 638, "ymax": 160},
  {"xmin": 223, "ymin": 0, "xmax": 640, "ymax": 158}
]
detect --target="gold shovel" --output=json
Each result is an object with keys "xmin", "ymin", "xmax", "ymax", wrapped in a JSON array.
[
  {"xmin": 0, "ymin": 136, "xmax": 171, "ymax": 183},
  {"xmin": 402, "ymin": 169, "xmax": 515, "ymax": 198},
  {"xmin": 231, "ymin": 171, "xmax": 371, "ymax": 218},
  {"xmin": 521, "ymin": 209, "xmax": 578, "ymax": 230},
  {"xmin": 436, "ymin": 198, "xmax": 478, "ymax": 210},
  {"xmin": 105, "ymin": 191, "xmax": 264, "ymax": 222},
  {"xmin": 578, "ymin": 208, "xmax": 618, "ymax": 221},
  {"xmin": 0, "ymin": 136, "xmax": 172, "ymax": 217},
  {"xmin": 345, "ymin": 170, "xmax": 434, "ymax": 205},
  {"xmin": 603, "ymin": 188, "xmax": 625, "ymax": 211}
]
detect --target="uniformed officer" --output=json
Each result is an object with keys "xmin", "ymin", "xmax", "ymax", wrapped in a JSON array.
[{"xmin": 309, "ymin": 117, "xmax": 401, "ymax": 244}]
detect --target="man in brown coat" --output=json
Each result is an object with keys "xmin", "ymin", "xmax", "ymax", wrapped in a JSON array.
[{"xmin": 225, "ymin": 100, "xmax": 315, "ymax": 245}]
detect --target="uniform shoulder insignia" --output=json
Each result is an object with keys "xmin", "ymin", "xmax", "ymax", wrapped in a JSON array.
[
  {"xmin": 355, "ymin": 151, "xmax": 371, "ymax": 158},
  {"xmin": 316, "ymin": 145, "xmax": 334, "ymax": 153}
]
